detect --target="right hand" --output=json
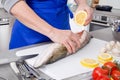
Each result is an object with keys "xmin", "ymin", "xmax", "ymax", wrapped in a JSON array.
[{"xmin": 48, "ymin": 29, "xmax": 82, "ymax": 54}]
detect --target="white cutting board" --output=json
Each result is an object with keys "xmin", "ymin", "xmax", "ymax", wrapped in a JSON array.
[{"xmin": 16, "ymin": 38, "xmax": 107, "ymax": 80}]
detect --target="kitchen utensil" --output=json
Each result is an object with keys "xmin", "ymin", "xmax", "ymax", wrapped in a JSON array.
[
  {"xmin": 14, "ymin": 61, "xmax": 43, "ymax": 80},
  {"xmin": 109, "ymin": 20, "xmax": 120, "ymax": 41},
  {"xmin": 0, "ymin": 54, "xmax": 38, "ymax": 65},
  {"xmin": 17, "ymin": 54, "xmax": 38, "ymax": 61}
]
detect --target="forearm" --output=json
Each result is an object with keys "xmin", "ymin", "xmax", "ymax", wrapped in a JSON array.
[
  {"xmin": 10, "ymin": 1, "xmax": 56, "ymax": 37},
  {"xmin": 74, "ymin": 0, "xmax": 87, "ymax": 5}
]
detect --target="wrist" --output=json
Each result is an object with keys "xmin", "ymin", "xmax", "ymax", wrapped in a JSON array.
[
  {"xmin": 78, "ymin": 3, "xmax": 87, "ymax": 6},
  {"xmin": 75, "ymin": 0, "xmax": 87, "ymax": 6},
  {"xmin": 47, "ymin": 28, "xmax": 58, "ymax": 39}
]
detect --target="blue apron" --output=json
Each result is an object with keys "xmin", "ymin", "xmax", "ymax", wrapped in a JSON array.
[{"xmin": 9, "ymin": 0, "xmax": 73, "ymax": 49}]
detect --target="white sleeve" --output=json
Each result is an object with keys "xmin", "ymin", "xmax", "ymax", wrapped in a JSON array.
[{"xmin": 1, "ymin": 0, "xmax": 19, "ymax": 13}]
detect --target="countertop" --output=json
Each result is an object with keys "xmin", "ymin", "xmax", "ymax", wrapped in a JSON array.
[
  {"xmin": 0, "ymin": 28, "xmax": 117, "ymax": 80},
  {"xmin": 90, "ymin": 28, "xmax": 116, "ymax": 41}
]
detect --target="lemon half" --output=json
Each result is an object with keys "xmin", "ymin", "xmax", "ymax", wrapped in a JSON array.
[
  {"xmin": 80, "ymin": 58, "xmax": 99, "ymax": 68},
  {"xmin": 74, "ymin": 10, "xmax": 87, "ymax": 26}
]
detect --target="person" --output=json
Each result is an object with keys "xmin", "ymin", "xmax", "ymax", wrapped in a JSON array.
[{"xmin": 2, "ymin": 0, "xmax": 93, "ymax": 54}]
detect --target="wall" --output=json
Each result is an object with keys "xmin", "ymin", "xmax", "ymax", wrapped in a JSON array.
[
  {"xmin": 99, "ymin": 0, "xmax": 120, "ymax": 9},
  {"xmin": 0, "ymin": 0, "xmax": 3, "ymax": 8}
]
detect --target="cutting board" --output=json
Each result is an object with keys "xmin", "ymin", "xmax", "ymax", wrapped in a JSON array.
[{"xmin": 16, "ymin": 38, "xmax": 107, "ymax": 80}]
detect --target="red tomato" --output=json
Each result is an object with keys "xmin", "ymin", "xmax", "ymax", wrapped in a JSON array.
[
  {"xmin": 111, "ymin": 70, "xmax": 120, "ymax": 80},
  {"xmin": 103, "ymin": 62, "xmax": 118, "ymax": 74},
  {"xmin": 92, "ymin": 67, "xmax": 109, "ymax": 80},
  {"xmin": 96, "ymin": 75, "xmax": 110, "ymax": 80}
]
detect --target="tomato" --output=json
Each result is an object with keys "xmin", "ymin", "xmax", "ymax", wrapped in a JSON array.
[
  {"xmin": 111, "ymin": 70, "xmax": 120, "ymax": 80},
  {"xmin": 103, "ymin": 62, "xmax": 118, "ymax": 74},
  {"xmin": 92, "ymin": 67, "xmax": 109, "ymax": 80},
  {"xmin": 96, "ymin": 75, "xmax": 110, "ymax": 80}
]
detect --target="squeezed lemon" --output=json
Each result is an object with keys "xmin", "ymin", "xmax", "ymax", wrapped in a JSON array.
[{"xmin": 74, "ymin": 10, "xmax": 87, "ymax": 26}]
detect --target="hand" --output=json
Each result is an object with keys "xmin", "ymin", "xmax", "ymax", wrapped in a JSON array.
[
  {"xmin": 75, "ymin": 4, "xmax": 93, "ymax": 26},
  {"xmin": 48, "ymin": 29, "xmax": 82, "ymax": 54}
]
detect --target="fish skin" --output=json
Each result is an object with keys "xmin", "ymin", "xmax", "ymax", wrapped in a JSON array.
[
  {"xmin": 46, "ymin": 44, "xmax": 67, "ymax": 64},
  {"xmin": 33, "ymin": 31, "xmax": 92, "ymax": 68}
]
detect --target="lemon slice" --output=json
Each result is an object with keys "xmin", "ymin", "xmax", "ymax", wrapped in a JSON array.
[
  {"xmin": 98, "ymin": 58, "xmax": 113, "ymax": 64},
  {"xmin": 74, "ymin": 10, "xmax": 87, "ymax": 26},
  {"xmin": 98, "ymin": 53, "xmax": 113, "ymax": 61},
  {"xmin": 80, "ymin": 58, "xmax": 99, "ymax": 68},
  {"xmin": 98, "ymin": 53, "xmax": 113, "ymax": 64},
  {"xmin": 98, "ymin": 59, "xmax": 108, "ymax": 64}
]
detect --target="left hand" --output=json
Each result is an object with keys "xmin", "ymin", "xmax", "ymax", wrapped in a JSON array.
[{"xmin": 75, "ymin": 4, "xmax": 93, "ymax": 26}]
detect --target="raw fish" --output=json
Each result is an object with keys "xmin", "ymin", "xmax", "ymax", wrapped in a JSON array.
[{"xmin": 33, "ymin": 31, "xmax": 92, "ymax": 68}]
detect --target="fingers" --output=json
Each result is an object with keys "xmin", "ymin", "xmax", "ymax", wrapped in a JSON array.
[
  {"xmin": 51, "ymin": 29, "xmax": 82, "ymax": 54},
  {"xmin": 63, "ymin": 33, "xmax": 81, "ymax": 54},
  {"xmin": 63, "ymin": 40, "xmax": 77, "ymax": 54},
  {"xmin": 84, "ymin": 8, "xmax": 93, "ymax": 26},
  {"xmin": 67, "ymin": 39, "xmax": 76, "ymax": 54},
  {"xmin": 63, "ymin": 39, "xmax": 76, "ymax": 54},
  {"xmin": 84, "ymin": 17, "xmax": 92, "ymax": 26},
  {"xmin": 63, "ymin": 40, "xmax": 72, "ymax": 54},
  {"xmin": 71, "ymin": 35, "xmax": 81, "ymax": 49}
]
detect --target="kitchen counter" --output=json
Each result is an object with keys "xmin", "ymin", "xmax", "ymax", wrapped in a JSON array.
[
  {"xmin": 90, "ymin": 28, "xmax": 116, "ymax": 41},
  {"xmin": 0, "ymin": 27, "xmax": 117, "ymax": 80}
]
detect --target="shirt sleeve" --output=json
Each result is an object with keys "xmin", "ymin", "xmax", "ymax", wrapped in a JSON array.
[{"xmin": 1, "ymin": 0, "xmax": 19, "ymax": 13}]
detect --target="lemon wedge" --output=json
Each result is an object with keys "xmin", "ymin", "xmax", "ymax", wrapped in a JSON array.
[
  {"xmin": 74, "ymin": 10, "xmax": 87, "ymax": 26},
  {"xmin": 98, "ymin": 53, "xmax": 113, "ymax": 64},
  {"xmin": 80, "ymin": 58, "xmax": 99, "ymax": 68}
]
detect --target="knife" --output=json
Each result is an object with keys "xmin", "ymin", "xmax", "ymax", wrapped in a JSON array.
[
  {"xmin": 17, "ymin": 54, "xmax": 38, "ymax": 61},
  {"xmin": 0, "ymin": 54, "xmax": 38, "ymax": 65}
]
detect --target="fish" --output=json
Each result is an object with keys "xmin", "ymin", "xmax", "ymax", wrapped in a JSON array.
[{"xmin": 33, "ymin": 31, "xmax": 92, "ymax": 68}]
